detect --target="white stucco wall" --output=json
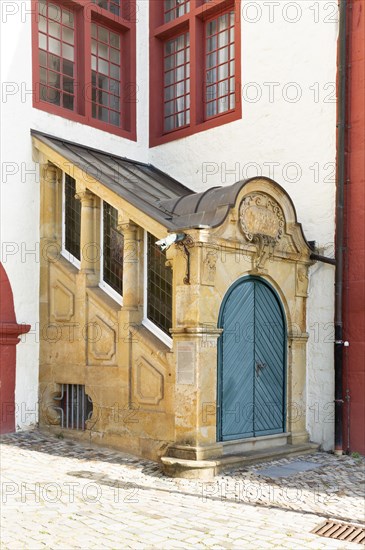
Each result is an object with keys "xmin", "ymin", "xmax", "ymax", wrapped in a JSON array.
[{"xmin": 0, "ymin": 0, "xmax": 338, "ymax": 447}]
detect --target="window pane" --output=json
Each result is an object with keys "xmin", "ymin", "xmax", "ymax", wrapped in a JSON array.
[
  {"xmin": 92, "ymin": 0, "xmax": 121, "ymax": 17},
  {"xmin": 91, "ymin": 23, "xmax": 122, "ymax": 127},
  {"xmin": 63, "ymin": 27, "xmax": 74, "ymax": 45},
  {"xmin": 103, "ymin": 202, "xmax": 123, "ymax": 295},
  {"xmin": 64, "ymin": 174, "xmax": 81, "ymax": 261},
  {"xmin": 38, "ymin": 1, "xmax": 75, "ymax": 111},
  {"xmin": 205, "ymin": 11, "xmax": 235, "ymax": 119},
  {"xmin": 163, "ymin": 33, "xmax": 190, "ymax": 132},
  {"xmin": 164, "ymin": 0, "xmax": 190, "ymax": 23},
  {"xmin": 48, "ymin": 3, "xmax": 61, "ymax": 21},
  {"xmin": 49, "ymin": 21, "xmax": 61, "ymax": 39},
  {"xmin": 147, "ymin": 233, "xmax": 172, "ymax": 336}
]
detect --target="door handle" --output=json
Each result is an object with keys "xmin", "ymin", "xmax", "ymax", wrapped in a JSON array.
[{"xmin": 255, "ymin": 361, "xmax": 267, "ymax": 375}]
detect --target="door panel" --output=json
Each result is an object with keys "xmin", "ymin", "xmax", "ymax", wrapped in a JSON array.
[
  {"xmin": 219, "ymin": 278, "xmax": 285, "ymax": 441},
  {"xmin": 221, "ymin": 282, "xmax": 254, "ymax": 440},
  {"xmin": 254, "ymin": 283, "xmax": 285, "ymax": 434}
]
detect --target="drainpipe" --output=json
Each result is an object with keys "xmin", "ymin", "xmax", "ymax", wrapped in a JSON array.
[
  {"xmin": 310, "ymin": 253, "xmax": 336, "ymax": 266},
  {"xmin": 334, "ymin": 0, "xmax": 348, "ymax": 455}
]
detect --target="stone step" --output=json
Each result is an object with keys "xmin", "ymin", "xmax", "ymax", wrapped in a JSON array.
[{"xmin": 161, "ymin": 442, "xmax": 319, "ymax": 479}]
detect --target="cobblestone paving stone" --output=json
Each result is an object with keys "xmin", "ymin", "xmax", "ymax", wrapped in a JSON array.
[{"xmin": 0, "ymin": 430, "xmax": 364, "ymax": 549}]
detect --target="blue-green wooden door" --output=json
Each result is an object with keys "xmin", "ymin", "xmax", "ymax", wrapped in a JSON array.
[{"xmin": 218, "ymin": 278, "xmax": 286, "ymax": 441}]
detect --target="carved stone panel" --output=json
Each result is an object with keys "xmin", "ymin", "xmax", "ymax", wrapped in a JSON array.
[
  {"xmin": 296, "ymin": 264, "xmax": 309, "ymax": 297},
  {"xmin": 239, "ymin": 193, "xmax": 285, "ymax": 270},
  {"xmin": 201, "ymin": 250, "xmax": 217, "ymax": 286},
  {"xmin": 176, "ymin": 341, "xmax": 196, "ymax": 385},
  {"xmin": 239, "ymin": 193, "xmax": 285, "ymax": 242},
  {"xmin": 50, "ymin": 280, "xmax": 75, "ymax": 322},
  {"xmin": 87, "ymin": 298, "xmax": 117, "ymax": 365},
  {"xmin": 135, "ymin": 357, "xmax": 164, "ymax": 405}
]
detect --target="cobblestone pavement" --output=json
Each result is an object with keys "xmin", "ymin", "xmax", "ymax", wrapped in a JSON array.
[{"xmin": 0, "ymin": 430, "xmax": 364, "ymax": 549}]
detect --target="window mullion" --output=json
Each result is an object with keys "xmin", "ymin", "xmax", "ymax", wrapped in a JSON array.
[
  {"xmin": 190, "ymin": 15, "xmax": 198, "ymax": 126},
  {"xmin": 83, "ymin": 9, "xmax": 92, "ymax": 119},
  {"xmin": 194, "ymin": 14, "xmax": 205, "ymax": 125}
]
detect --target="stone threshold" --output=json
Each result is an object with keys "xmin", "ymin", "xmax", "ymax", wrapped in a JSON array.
[
  {"xmin": 161, "ymin": 442, "xmax": 319, "ymax": 479},
  {"xmin": 222, "ymin": 432, "xmax": 290, "ymax": 455}
]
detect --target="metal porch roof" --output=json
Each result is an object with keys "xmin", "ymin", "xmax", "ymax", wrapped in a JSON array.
[{"xmin": 31, "ymin": 131, "xmax": 285, "ymax": 232}]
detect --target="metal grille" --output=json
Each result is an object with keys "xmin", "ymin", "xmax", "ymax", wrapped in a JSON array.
[
  {"xmin": 54, "ymin": 384, "xmax": 93, "ymax": 430},
  {"xmin": 312, "ymin": 520, "xmax": 365, "ymax": 544},
  {"xmin": 64, "ymin": 174, "xmax": 81, "ymax": 261},
  {"xmin": 103, "ymin": 201, "xmax": 123, "ymax": 295},
  {"xmin": 147, "ymin": 232, "xmax": 172, "ymax": 335}
]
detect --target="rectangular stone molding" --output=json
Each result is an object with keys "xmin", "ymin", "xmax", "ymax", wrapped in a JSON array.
[{"xmin": 176, "ymin": 341, "xmax": 196, "ymax": 385}]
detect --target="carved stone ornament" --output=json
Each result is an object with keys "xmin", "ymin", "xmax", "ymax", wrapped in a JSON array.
[
  {"xmin": 201, "ymin": 250, "xmax": 217, "ymax": 286},
  {"xmin": 296, "ymin": 264, "xmax": 309, "ymax": 297},
  {"xmin": 239, "ymin": 193, "xmax": 285, "ymax": 270}
]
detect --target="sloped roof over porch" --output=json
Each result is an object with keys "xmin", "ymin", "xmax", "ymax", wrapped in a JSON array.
[{"xmin": 31, "ymin": 131, "xmax": 308, "ymax": 242}]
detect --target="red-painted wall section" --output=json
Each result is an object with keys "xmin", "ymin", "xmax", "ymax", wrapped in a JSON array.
[
  {"xmin": 343, "ymin": 0, "xmax": 365, "ymax": 454},
  {"xmin": 0, "ymin": 264, "xmax": 31, "ymax": 434}
]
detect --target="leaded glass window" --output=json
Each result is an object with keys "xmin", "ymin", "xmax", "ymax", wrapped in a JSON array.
[
  {"xmin": 147, "ymin": 233, "xmax": 172, "ymax": 335},
  {"xmin": 38, "ymin": 0, "xmax": 75, "ymax": 110},
  {"xmin": 91, "ymin": 23, "xmax": 121, "ymax": 127},
  {"xmin": 103, "ymin": 202, "xmax": 123, "ymax": 295},
  {"xmin": 64, "ymin": 174, "xmax": 81, "ymax": 261},
  {"xmin": 164, "ymin": 33, "xmax": 190, "ymax": 132},
  {"xmin": 205, "ymin": 11, "xmax": 235, "ymax": 118}
]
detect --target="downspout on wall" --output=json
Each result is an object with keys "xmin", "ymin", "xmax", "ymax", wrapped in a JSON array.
[{"xmin": 334, "ymin": 0, "xmax": 348, "ymax": 455}]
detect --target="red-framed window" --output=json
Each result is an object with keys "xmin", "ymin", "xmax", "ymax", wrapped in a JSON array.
[
  {"xmin": 164, "ymin": 32, "xmax": 190, "ymax": 132},
  {"xmin": 32, "ymin": 0, "xmax": 136, "ymax": 140},
  {"xmin": 150, "ymin": 0, "xmax": 241, "ymax": 146}
]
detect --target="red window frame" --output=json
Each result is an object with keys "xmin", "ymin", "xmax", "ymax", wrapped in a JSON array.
[
  {"xmin": 150, "ymin": 0, "xmax": 241, "ymax": 147},
  {"xmin": 32, "ymin": 0, "xmax": 136, "ymax": 140}
]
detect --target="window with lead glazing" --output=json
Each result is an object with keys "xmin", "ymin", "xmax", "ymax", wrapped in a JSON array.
[
  {"xmin": 91, "ymin": 23, "xmax": 121, "ymax": 127},
  {"xmin": 164, "ymin": 0, "xmax": 190, "ymax": 23},
  {"xmin": 164, "ymin": 33, "xmax": 190, "ymax": 132},
  {"xmin": 38, "ymin": 1, "xmax": 75, "ymax": 110},
  {"xmin": 102, "ymin": 202, "xmax": 124, "ymax": 296},
  {"xmin": 92, "ymin": 0, "xmax": 121, "ymax": 16},
  {"xmin": 205, "ymin": 11, "xmax": 235, "ymax": 118},
  {"xmin": 64, "ymin": 174, "xmax": 81, "ymax": 262},
  {"xmin": 150, "ymin": 0, "xmax": 241, "ymax": 146},
  {"xmin": 33, "ymin": 0, "xmax": 136, "ymax": 139},
  {"xmin": 147, "ymin": 233, "xmax": 172, "ymax": 336}
]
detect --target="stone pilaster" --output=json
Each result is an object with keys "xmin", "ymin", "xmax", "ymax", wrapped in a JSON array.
[
  {"xmin": 39, "ymin": 163, "xmax": 60, "ymax": 366},
  {"xmin": 75, "ymin": 189, "xmax": 98, "ymax": 278},
  {"xmin": 169, "ymin": 326, "xmax": 223, "ymax": 459},
  {"xmin": 116, "ymin": 219, "xmax": 142, "ymax": 407},
  {"xmin": 118, "ymin": 221, "xmax": 139, "ymax": 310},
  {"xmin": 287, "ymin": 332, "xmax": 310, "ymax": 444},
  {"xmin": 166, "ymin": 236, "xmax": 225, "ymax": 459}
]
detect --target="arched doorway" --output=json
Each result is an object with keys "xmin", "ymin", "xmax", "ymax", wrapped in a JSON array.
[{"xmin": 218, "ymin": 277, "xmax": 286, "ymax": 441}]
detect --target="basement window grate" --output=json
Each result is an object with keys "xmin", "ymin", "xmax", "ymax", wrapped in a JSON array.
[
  {"xmin": 53, "ymin": 384, "xmax": 93, "ymax": 430},
  {"xmin": 312, "ymin": 520, "xmax": 365, "ymax": 545}
]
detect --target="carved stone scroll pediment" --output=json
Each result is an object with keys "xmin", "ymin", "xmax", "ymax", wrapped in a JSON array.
[{"xmin": 239, "ymin": 193, "xmax": 285, "ymax": 270}]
